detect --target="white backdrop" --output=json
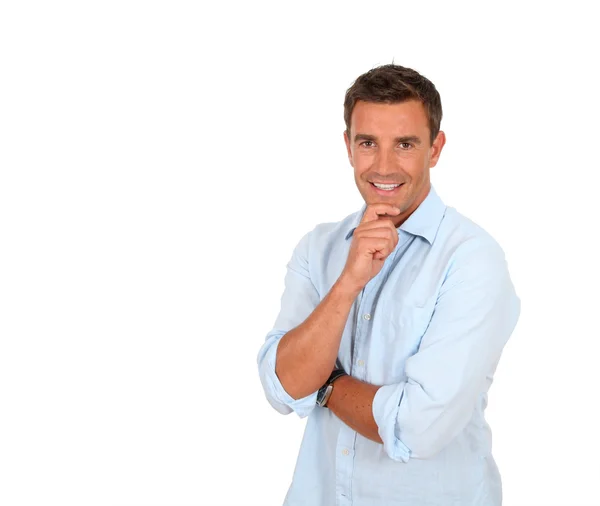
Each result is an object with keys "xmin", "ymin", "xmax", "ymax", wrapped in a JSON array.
[{"xmin": 1, "ymin": 1, "xmax": 599, "ymax": 505}]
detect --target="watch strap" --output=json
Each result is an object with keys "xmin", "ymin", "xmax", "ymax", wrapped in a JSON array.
[{"xmin": 326, "ymin": 368, "xmax": 347, "ymax": 386}]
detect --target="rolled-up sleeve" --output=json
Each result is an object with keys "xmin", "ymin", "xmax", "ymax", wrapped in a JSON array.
[
  {"xmin": 372, "ymin": 239, "xmax": 521, "ymax": 461},
  {"xmin": 257, "ymin": 228, "xmax": 321, "ymax": 418}
]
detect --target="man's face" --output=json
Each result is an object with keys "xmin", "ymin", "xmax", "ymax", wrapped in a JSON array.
[{"xmin": 344, "ymin": 99, "xmax": 446, "ymax": 227}]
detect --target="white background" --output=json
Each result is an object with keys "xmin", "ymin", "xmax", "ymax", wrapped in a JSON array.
[{"xmin": 1, "ymin": 1, "xmax": 599, "ymax": 505}]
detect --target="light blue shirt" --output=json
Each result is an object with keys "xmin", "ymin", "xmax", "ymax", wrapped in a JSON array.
[{"xmin": 257, "ymin": 184, "xmax": 521, "ymax": 506}]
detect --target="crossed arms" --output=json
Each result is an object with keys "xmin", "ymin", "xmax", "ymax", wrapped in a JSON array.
[{"xmin": 257, "ymin": 230, "xmax": 521, "ymax": 461}]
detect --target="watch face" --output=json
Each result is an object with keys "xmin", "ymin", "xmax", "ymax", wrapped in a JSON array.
[
  {"xmin": 316, "ymin": 384, "xmax": 333, "ymax": 406},
  {"xmin": 316, "ymin": 385, "xmax": 326, "ymax": 405}
]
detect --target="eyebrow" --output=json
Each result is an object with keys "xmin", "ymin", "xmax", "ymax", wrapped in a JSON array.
[{"xmin": 354, "ymin": 133, "xmax": 422, "ymax": 145}]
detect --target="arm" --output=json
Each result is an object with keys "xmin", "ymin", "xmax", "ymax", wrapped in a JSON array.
[
  {"xmin": 329, "ymin": 239, "xmax": 521, "ymax": 461},
  {"xmin": 257, "ymin": 204, "xmax": 400, "ymax": 417},
  {"xmin": 275, "ymin": 277, "xmax": 360, "ymax": 399},
  {"xmin": 327, "ymin": 375, "xmax": 382, "ymax": 444},
  {"xmin": 275, "ymin": 203, "xmax": 404, "ymax": 400},
  {"xmin": 256, "ymin": 228, "xmax": 360, "ymax": 417}
]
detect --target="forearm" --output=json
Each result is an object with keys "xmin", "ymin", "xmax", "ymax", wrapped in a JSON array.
[
  {"xmin": 327, "ymin": 375, "xmax": 383, "ymax": 444},
  {"xmin": 276, "ymin": 277, "xmax": 360, "ymax": 399}
]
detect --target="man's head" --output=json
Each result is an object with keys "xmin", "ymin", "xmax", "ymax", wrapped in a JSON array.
[{"xmin": 343, "ymin": 64, "xmax": 446, "ymax": 227}]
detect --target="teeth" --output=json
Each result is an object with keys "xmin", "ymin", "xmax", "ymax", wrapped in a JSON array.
[{"xmin": 373, "ymin": 183, "xmax": 400, "ymax": 190}]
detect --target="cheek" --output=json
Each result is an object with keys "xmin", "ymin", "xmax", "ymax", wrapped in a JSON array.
[
  {"xmin": 402, "ymin": 154, "xmax": 427, "ymax": 175},
  {"xmin": 352, "ymin": 153, "xmax": 373, "ymax": 174}
]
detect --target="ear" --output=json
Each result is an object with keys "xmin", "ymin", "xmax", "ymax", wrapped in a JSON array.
[
  {"xmin": 343, "ymin": 130, "xmax": 354, "ymax": 167},
  {"xmin": 429, "ymin": 130, "xmax": 446, "ymax": 168}
]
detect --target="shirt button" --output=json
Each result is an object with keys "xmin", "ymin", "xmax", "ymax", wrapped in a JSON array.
[
  {"xmin": 357, "ymin": 359, "xmax": 365, "ymax": 367},
  {"xmin": 363, "ymin": 313, "xmax": 371, "ymax": 320},
  {"xmin": 342, "ymin": 449, "xmax": 350, "ymax": 456}
]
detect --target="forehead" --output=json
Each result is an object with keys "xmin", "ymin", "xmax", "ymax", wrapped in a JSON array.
[{"xmin": 350, "ymin": 99, "xmax": 429, "ymax": 136}]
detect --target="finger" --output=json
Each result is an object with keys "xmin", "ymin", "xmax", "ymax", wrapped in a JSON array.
[
  {"xmin": 357, "ymin": 237, "xmax": 395, "ymax": 258},
  {"xmin": 355, "ymin": 220, "xmax": 399, "ymax": 234},
  {"xmin": 354, "ymin": 226, "xmax": 398, "ymax": 243},
  {"xmin": 354, "ymin": 227, "xmax": 398, "ymax": 258},
  {"xmin": 360, "ymin": 204, "xmax": 401, "ymax": 224}
]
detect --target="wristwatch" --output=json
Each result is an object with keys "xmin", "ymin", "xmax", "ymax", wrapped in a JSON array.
[{"xmin": 316, "ymin": 368, "xmax": 347, "ymax": 408}]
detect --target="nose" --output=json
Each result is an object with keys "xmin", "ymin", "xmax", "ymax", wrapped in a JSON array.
[{"xmin": 373, "ymin": 146, "xmax": 397, "ymax": 179}]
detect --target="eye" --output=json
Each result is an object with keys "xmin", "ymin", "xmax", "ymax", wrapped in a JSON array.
[
  {"xmin": 399, "ymin": 142, "xmax": 412, "ymax": 150},
  {"xmin": 359, "ymin": 140, "xmax": 375, "ymax": 148}
]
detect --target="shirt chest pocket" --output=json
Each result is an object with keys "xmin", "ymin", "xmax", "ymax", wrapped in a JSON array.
[{"xmin": 376, "ymin": 295, "xmax": 436, "ymax": 367}]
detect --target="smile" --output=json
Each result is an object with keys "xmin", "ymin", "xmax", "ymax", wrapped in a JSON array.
[{"xmin": 370, "ymin": 182, "xmax": 404, "ymax": 195}]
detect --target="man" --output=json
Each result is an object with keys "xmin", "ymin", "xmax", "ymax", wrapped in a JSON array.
[{"xmin": 256, "ymin": 64, "xmax": 521, "ymax": 506}]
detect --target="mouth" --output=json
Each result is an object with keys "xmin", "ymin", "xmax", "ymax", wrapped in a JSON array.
[{"xmin": 369, "ymin": 182, "xmax": 404, "ymax": 196}]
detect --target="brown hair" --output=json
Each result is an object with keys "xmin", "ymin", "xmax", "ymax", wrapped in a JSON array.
[{"xmin": 343, "ymin": 64, "xmax": 443, "ymax": 145}]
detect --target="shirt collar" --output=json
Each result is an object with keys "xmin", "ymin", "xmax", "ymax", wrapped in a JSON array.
[{"xmin": 344, "ymin": 184, "xmax": 446, "ymax": 245}]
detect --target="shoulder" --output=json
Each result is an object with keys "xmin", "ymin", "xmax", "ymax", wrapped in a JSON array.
[
  {"xmin": 438, "ymin": 205, "xmax": 507, "ymax": 261},
  {"xmin": 435, "ymin": 207, "xmax": 514, "ymax": 293}
]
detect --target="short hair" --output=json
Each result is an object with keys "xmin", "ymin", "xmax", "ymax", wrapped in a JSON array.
[{"xmin": 343, "ymin": 64, "xmax": 443, "ymax": 145}]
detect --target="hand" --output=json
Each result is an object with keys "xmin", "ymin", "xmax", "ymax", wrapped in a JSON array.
[{"xmin": 338, "ymin": 204, "xmax": 401, "ymax": 292}]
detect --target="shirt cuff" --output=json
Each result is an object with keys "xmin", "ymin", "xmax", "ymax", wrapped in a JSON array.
[
  {"xmin": 261, "ymin": 336, "xmax": 318, "ymax": 418},
  {"xmin": 372, "ymin": 382, "xmax": 412, "ymax": 462}
]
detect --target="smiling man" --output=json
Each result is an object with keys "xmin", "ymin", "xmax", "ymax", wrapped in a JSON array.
[
  {"xmin": 346, "ymin": 98, "xmax": 444, "ymax": 229},
  {"xmin": 257, "ymin": 64, "xmax": 521, "ymax": 506}
]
